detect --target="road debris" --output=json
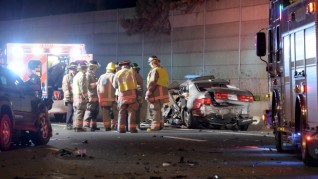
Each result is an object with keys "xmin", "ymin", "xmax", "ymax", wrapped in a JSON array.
[{"xmin": 55, "ymin": 148, "xmax": 93, "ymax": 159}]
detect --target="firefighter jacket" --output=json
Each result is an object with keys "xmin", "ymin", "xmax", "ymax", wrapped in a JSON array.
[
  {"xmin": 86, "ymin": 70, "xmax": 98, "ymax": 102},
  {"xmin": 112, "ymin": 67, "xmax": 137, "ymax": 104},
  {"xmin": 146, "ymin": 66, "xmax": 169, "ymax": 103},
  {"xmin": 62, "ymin": 73, "xmax": 74, "ymax": 103},
  {"xmin": 97, "ymin": 72, "xmax": 116, "ymax": 107},
  {"xmin": 72, "ymin": 71, "xmax": 88, "ymax": 106},
  {"xmin": 135, "ymin": 72, "xmax": 143, "ymax": 102}
]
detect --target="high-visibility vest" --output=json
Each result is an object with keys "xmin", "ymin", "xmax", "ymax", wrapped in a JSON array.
[
  {"xmin": 97, "ymin": 72, "xmax": 116, "ymax": 105},
  {"xmin": 116, "ymin": 68, "xmax": 137, "ymax": 92},
  {"xmin": 147, "ymin": 66, "xmax": 169, "ymax": 88},
  {"xmin": 62, "ymin": 73, "xmax": 74, "ymax": 102},
  {"xmin": 73, "ymin": 71, "xmax": 88, "ymax": 96},
  {"xmin": 86, "ymin": 71, "xmax": 98, "ymax": 102}
]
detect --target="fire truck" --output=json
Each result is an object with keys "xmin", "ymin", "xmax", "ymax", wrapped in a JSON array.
[
  {"xmin": 3, "ymin": 43, "xmax": 93, "ymax": 120},
  {"xmin": 256, "ymin": 0, "xmax": 318, "ymax": 166}
]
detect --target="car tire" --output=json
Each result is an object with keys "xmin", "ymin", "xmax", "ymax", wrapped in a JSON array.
[
  {"xmin": 0, "ymin": 114, "xmax": 12, "ymax": 151},
  {"xmin": 181, "ymin": 109, "xmax": 197, "ymax": 129},
  {"xmin": 31, "ymin": 108, "xmax": 52, "ymax": 145}
]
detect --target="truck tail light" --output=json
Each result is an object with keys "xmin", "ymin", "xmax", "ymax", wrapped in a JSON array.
[
  {"xmin": 193, "ymin": 98, "xmax": 211, "ymax": 109},
  {"xmin": 214, "ymin": 92, "xmax": 228, "ymax": 100},
  {"xmin": 238, "ymin": 95, "xmax": 254, "ymax": 102}
]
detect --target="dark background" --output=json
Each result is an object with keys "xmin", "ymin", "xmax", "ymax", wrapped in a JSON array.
[{"xmin": 0, "ymin": 0, "xmax": 137, "ymax": 21}]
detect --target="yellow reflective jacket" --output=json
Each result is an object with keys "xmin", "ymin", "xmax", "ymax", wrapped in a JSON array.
[
  {"xmin": 116, "ymin": 68, "xmax": 137, "ymax": 92},
  {"xmin": 147, "ymin": 66, "xmax": 169, "ymax": 88}
]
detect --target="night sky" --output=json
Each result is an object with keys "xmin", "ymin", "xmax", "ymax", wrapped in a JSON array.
[{"xmin": 0, "ymin": 0, "xmax": 137, "ymax": 21}]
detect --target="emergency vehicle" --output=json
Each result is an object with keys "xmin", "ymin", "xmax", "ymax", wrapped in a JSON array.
[
  {"xmin": 256, "ymin": 0, "xmax": 318, "ymax": 166},
  {"xmin": 3, "ymin": 43, "xmax": 93, "ymax": 120}
]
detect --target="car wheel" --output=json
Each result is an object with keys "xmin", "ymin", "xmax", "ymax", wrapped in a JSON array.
[
  {"xmin": 0, "ymin": 114, "xmax": 12, "ymax": 151},
  {"xmin": 181, "ymin": 109, "xmax": 197, "ymax": 129},
  {"xmin": 31, "ymin": 108, "xmax": 52, "ymax": 145}
]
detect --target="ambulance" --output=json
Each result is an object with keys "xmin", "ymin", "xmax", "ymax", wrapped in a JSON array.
[{"xmin": 4, "ymin": 43, "xmax": 93, "ymax": 120}]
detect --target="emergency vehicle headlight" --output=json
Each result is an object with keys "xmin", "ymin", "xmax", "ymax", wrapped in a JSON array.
[
  {"xmin": 7, "ymin": 62, "xmax": 25, "ymax": 76},
  {"xmin": 12, "ymin": 46, "xmax": 24, "ymax": 57}
]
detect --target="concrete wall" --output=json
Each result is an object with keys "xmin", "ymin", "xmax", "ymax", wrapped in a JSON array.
[{"xmin": 0, "ymin": 0, "xmax": 269, "ymax": 119}]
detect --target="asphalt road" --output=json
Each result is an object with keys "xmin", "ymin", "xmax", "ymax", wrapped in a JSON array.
[{"xmin": 0, "ymin": 123, "xmax": 318, "ymax": 179}]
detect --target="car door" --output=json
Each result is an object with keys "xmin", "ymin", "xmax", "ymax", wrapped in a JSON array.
[{"xmin": 0, "ymin": 71, "xmax": 21, "ymax": 112}]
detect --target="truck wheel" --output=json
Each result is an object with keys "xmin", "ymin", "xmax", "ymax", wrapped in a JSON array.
[
  {"xmin": 181, "ymin": 109, "xmax": 197, "ymax": 129},
  {"xmin": 275, "ymin": 130, "xmax": 284, "ymax": 152},
  {"xmin": 0, "ymin": 114, "xmax": 12, "ymax": 151},
  {"xmin": 31, "ymin": 110, "xmax": 52, "ymax": 145}
]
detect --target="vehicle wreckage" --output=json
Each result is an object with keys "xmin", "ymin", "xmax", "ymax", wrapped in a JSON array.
[{"xmin": 163, "ymin": 75, "xmax": 254, "ymax": 130}]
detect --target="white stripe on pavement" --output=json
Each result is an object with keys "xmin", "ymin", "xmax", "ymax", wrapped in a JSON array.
[{"xmin": 163, "ymin": 136, "xmax": 207, "ymax": 142}]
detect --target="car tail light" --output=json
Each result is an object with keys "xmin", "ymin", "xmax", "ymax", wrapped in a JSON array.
[
  {"xmin": 238, "ymin": 95, "xmax": 254, "ymax": 102},
  {"xmin": 214, "ymin": 92, "xmax": 228, "ymax": 100},
  {"xmin": 193, "ymin": 98, "xmax": 211, "ymax": 109}
]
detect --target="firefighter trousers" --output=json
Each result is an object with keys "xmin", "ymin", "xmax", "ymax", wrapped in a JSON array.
[
  {"xmin": 149, "ymin": 100, "xmax": 165, "ymax": 131},
  {"xmin": 101, "ymin": 102, "xmax": 118, "ymax": 130},
  {"xmin": 117, "ymin": 102, "xmax": 139, "ymax": 133},
  {"xmin": 84, "ymin": 101, "xmax": 99, "ymax": 128}
]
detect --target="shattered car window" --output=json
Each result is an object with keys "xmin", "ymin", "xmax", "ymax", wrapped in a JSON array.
[{"xmin": 195, "ymin": 82, "xmax": 228, "ymax": 91}]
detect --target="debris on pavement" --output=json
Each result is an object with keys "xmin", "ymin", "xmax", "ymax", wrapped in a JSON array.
[{"xmin": 55, "ymin": 148, "xmax": 93, "ymax": 159}]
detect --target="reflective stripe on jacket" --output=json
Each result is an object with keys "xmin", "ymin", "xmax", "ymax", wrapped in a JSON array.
[
  {"xmin": 97, "ymin": 72, "xmax": 116, "ymax": 106},
  {"xmin": 147, "ymin": 66, "xmax": 169, "ymax": 102},
  {"xmin": 73, "ymin": 71, "xmax": 88, "ymax": 96},
  {"xmin": 147, "ymin": 67, "xmax": 168, "ymax": 88},
  {"xmin": 86, "ymin": 70, "xmax": 98, "ymax": 102},
  {"xmin": 62, "ymin": 73, "xmax": 74, "ymax": 102},
  {"xmin": 116, "ymin": 68, "xmax": 137, "ymax": 92}
]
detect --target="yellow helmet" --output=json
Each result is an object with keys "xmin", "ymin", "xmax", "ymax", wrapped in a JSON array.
[{"xmin": 106, "ymin": 62, "xmax": 116, "ymax": 71}]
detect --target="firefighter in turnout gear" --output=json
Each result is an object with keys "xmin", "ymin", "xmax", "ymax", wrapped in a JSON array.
[
  {"xmin": 131, "ymin": 63, "xmax": 143, "ymax": 129},
  {"xmin": 146, "ymin": 56, "xmax": 169, "ymax": 131},
  {"xmin": 72, "ymin": 61, "xmax": 89, "ymax": 132},
  {"xmin": 97, "ymin": 62, "xmax": 118, "ymax": 131},
  {"xmin": 62, "ymin": 62, "xmax": 78, "ymax": 130},
  {"xmin": 83, "ymin": 60, "xmax": 100, "ymax": 131},
  {"xmin": 112, "ymin": 61, "xmax": 139, "ymax": 133}
]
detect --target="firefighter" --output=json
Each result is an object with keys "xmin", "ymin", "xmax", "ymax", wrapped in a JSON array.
[
  {"xmin": 112, "ymin": 61, "xmax": 139, "ymax": 133},
  {"xmin": 62, "ymin": 62, "xmax": 78, "ymax": 130},
  {"xmin": 72, "ymin": 61, "xmax": 88, "ymax": 132},
  {"xmin": 97, "ymin": 62, "xmax": 118, "ymax": 131},
  {"xmin": 84, "ymin": 60, "xmax": 100, "ymax": 131},
  {"xmin": 145, "ymin": 56, "xmax": 169, "ymax": 131},
  {"xmin": 131, "ymin": 63, "xmax": 143, "ymax": 129}
]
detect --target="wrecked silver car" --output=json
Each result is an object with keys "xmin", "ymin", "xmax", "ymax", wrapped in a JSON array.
[{"xmin": 163, "ymin": 75, "xmax": 254, "ymax": 130}]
